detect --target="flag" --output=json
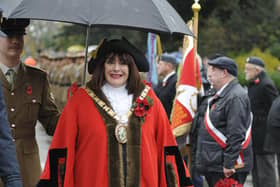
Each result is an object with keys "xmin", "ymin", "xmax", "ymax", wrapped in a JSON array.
[
  {"xmin": 146, "ymin": 33, "xmax": 162, "ymax": 86},
  {"xmin": 170, "ymin": 32, "xmax": 202, "ymax": 137}
]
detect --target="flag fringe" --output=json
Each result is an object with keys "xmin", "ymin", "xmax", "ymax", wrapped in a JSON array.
[{"xmin": 173, "ymin": 122, "xmax": 192, "ymax": 137}]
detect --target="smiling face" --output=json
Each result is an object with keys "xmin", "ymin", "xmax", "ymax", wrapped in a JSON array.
[{"xmin": 104, "ymin": 53, "xmax": 129, "ymax": 88}]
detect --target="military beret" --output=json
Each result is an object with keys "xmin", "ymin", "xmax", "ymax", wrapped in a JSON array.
[
  {"xmin": 0, "ymin": 18, "xmax": 30, "ymax": 37},
  {"xmin": 160, "ymin": 53, "xmax": 179, "ymax": 65},
  {"xmin": 171, "ymin": 51, "xmax": 182, "ymax": 64},
  {"xmin": 246, "ymin": 56, "xmax": 265, "ymax": 68},
  {"xmin": 88, "ymin": 37, "xmax": 149, "ymax": 74},
  {"xmin": 208, "ymin": 56, "xmax": 238, "ymax": 76}
]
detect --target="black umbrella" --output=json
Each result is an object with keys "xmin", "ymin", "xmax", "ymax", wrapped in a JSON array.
[{"xmin": 1, "ymin": 0, "xmax": 192, "ymax": 83}]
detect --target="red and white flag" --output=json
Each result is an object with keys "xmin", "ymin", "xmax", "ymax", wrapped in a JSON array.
[{"xmin": 170, "ymin": 33, "xmax": 202, "ymax": 137}]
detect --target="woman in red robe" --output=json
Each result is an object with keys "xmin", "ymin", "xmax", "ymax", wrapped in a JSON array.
[{"xmin": 37, "ymin": 37, "xmax": 192, "ymax": 187}]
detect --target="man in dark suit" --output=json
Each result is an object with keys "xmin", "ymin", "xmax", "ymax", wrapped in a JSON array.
[
  {"xmin": 154, "ymin": 53, "xmax": 178, "ymax": 119},
  {"xmin": 244, "ymin": 56, "xmax": 279, "ymax": 187}
]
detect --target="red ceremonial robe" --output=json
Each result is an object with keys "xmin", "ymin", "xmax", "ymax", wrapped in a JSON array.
[{"xmin": 38, "ymin": 85, "xmax": 192, "ymax": 187}]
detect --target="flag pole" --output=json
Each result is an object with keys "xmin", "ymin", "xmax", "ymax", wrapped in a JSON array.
[
  {"xmin": 180, "ymin": 0, "xmax": 201, "ymax": 170},
  {"xmin": 192, "ymin": 0, "xmax": 201, "ymax": 61}
]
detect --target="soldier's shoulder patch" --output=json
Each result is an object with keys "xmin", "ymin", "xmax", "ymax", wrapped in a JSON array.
[{"xmin": 25, "ymin": 65, "xmax": 47, "ymax": 77}]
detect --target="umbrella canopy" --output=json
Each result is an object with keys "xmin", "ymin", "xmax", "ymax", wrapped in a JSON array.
[
  {"xmin": 0, "ymin": 0, "xmax": 193, "ymax": 84},
  {"xmin": 1, "ymin": 0, "xmax": 192, "ymax": 36}
]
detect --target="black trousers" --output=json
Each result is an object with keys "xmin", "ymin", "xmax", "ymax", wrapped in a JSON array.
[{"xmin": 204, "ymin": 172, "xmax": 248, "ymax": 187}]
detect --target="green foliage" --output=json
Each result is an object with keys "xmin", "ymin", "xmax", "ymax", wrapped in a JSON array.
[
  {"xmin": 270, "ymin": 71, "xmax": 280, "ymax": 90},
  {"xmin": 196, "ymin": 0, "xmax": 280, "ymax": 57},
  {"xmin": 51, "ymin": 25, "xmax": 149, "ymax": 52},
  {"xmin": 268, "ymin": 43, "xmax": 280, "ymax": 59},
  {"xmin": 237, "ymin": 71, "xmax": 247, "ymax": 87},
  {"xmin": 235, "ymin": 48, "xmax": 280, "ymax": 73},
  {"xmin": 234, "ymin": 48, "xmax": 280, "ymax": 89}
]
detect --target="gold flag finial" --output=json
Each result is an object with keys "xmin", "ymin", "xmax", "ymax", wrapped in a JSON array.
[
  {"xmin": 192, "ymin": 0, "xmax": 201, "ymax": 54},
  {"xmin": 192, "ymin": 0, "xmax": 201, "ymax": 12}
]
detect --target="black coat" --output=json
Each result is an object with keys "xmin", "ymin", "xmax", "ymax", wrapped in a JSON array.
[
  {"xmin": 195, "ymin": 79, "xmax": 253, "ymax": 173},
  {"xmin": 190, "ymin": 89, "xmax": 215, "ymax": 169},
  {"xmin": 248, "ymin": 71, "xmax": 278, "ymax": 154},
  {"xmin": 264, "ymin": 96, "xmax": 280, "ymax": 153},
  {"xmin": 154, "ymin": 73, "xmax": 177, "ymax": 119}
]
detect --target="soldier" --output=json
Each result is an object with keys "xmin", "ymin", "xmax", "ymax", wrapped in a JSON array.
[
  {"xmin": 0, "ymin": 18, "xmax": 60, "ymax": 187},
  {"xmin": 51, "ymin": 53, "xmax": 65, "ymax": 111},
  {"xmin": 0, "ymin": 10, "xmax": 23, "ymax": 187}
]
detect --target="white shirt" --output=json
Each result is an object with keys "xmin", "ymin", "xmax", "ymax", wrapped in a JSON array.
[
  {"xmin": 216, "ymin": 81, "xmax": 230, "ymax": 96},
  {"xmin": 101, "ymin": 83, "xmax": 133, "ymax": 123},
  {"xmin": 162, "ymin": 71, "xmax": 176, "ymax": 83},
  {"xmin": 0, "ymin": 62, "xmax": 20, "ymax": 75},
  {"xmin": 209, "ymin": 81, "xmax": 231, "ymax": 102}
]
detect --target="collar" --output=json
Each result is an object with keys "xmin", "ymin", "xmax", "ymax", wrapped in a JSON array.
[
  {"xmin": 162, "ymin": 71, "xmax": 176, "ymax": 83},
  {"xmin": 216, "ymin": 82, "xmax": 230, "ymax": 96},
  {"xmin": 248, "ymin": 71, "xmax": 265, "ymax": 85},
  {"xmin": 217, "ymin": 79, "xmax": 238, "ymax": 98},
  {"xmin": 101, "ymin": 82, "xmax": 133, "ymax": 118},
  {"xmin": 256, "ymin": 71, "xmax": 265, "ymax": 81},
  {"xmin": 0, "ymin": 62, "xmax": 20, "ymax": 75},
  {"xmin": 102, "ymin": 82, "xmax": 127, "ymax": 93}
]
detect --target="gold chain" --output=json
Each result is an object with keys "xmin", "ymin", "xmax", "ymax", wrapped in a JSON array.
[{"xmin": 84, "ymin": 85, "xmax": 150, "ymax": 122}]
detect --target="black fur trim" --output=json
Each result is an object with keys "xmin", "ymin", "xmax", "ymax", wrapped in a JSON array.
[
  {"xmin": 37, "ymin": 148, "xmax": 67, "ymax": 187},
  {"xmin": 164, "ymin": 146, "xmax": 192, "ymax": 187},
  {"xmin": 166, "ymin": 163, "xmax": 178, "ymax": 187}
]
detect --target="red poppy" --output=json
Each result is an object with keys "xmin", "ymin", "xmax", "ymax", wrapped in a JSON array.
[
  {"xmin": 254, "ymin": 78, "xmax": 260, "ymax": 85},
  {"xmin": 214, "ymin": 178, "xmax": 243, "ymax": 187},
  {"xmin": 133, "ymin": 96, "xmax": 153, "ymax": 124},
  {"xmin": 134, "ymin": 106, "xmax": 146, "ymax": 117},
  {"xmin": 26, "ymin": 85, "xmax": 32, "ymax": 95}
]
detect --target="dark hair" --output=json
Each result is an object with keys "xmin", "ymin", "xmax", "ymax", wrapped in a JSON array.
[{"xmin": 87, "ymin": 52, "xmax": 143, "ymax": 95}]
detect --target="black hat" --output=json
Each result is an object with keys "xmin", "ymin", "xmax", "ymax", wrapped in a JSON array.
[
  {"xmin": 160, "ymin": 53, "xmax": 179, "ymax": 65},
  {"xmin": 209, "ymin": 53, "xmax": 224, "ymax": 60},
  {"xmin": 208, "ymin": 56, "xmax": 238, "ymax": 76},
  {"xmin": 0, "ymin": 18, "xmax": 30, "ymax": 37},
  {"xmin": 246, "ymin": 56, "xmax": 265, "ymax": 68},
  {"xmin": 88, "ymin": 37, "xmax": 149, "ymax": 74}
]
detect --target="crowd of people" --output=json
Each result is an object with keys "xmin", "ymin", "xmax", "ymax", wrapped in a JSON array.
[
  {"xmin": 37, "ymin": 50, "xmax": 90, "ymax": 111},
  {"xmin": 0, "ymin": 13, "xmax": 280, "ymax": 187}
]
